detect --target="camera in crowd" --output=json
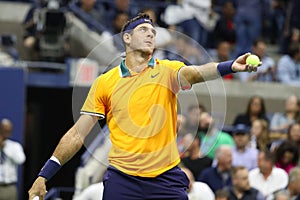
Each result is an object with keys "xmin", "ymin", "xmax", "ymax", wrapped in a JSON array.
[{"xmin": 35, "ymin": 0, "xmax": 68, "ymax": 62}]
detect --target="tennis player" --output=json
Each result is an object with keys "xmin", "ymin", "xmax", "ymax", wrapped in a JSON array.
[{"xmin": 28, "ymin": 13, "xmax": 260, "ymax": 200}]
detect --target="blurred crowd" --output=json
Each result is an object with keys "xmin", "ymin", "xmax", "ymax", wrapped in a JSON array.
[
  {"xmin": 174, "ymin": 94, "xmax": 300, "ymax": 200},
  {"xmin": 73, "ymin": 94, "xmax": 300, "ymax": 200}
]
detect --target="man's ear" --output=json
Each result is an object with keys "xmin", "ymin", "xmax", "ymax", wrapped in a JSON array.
[{"xmin": 123, "ymin": 33, "xmax": 131, "ymax": 44}]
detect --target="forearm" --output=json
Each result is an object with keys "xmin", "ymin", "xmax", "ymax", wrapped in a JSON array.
[
  {"xmin": 52, "ymin": 126, "xmax": 84, "ymax": 165},
  {"xmin": 38, "ymin": 115, "xmax": 98, "ymax": 181},
  {"xmin": 180, "ymin": 62, "xmax": 223, "ymax": 85},
  {"xmin": 52, "ymin": 115, "xmax": 98, "ymax": 165}
]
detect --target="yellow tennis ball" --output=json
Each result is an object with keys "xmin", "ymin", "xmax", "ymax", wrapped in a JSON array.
[{"xmin": 246, "ymin": 54, "xmax": 260, "ymax": 66}]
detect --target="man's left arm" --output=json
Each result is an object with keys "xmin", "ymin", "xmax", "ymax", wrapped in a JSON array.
[{"xmin": 179, "ymin": 53, "xmax": 259, "ymax": 86}]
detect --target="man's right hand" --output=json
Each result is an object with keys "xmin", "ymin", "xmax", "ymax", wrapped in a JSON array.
[{"xmin": 28, "ymin": 177, "xmax": 47, "ymax": 200}]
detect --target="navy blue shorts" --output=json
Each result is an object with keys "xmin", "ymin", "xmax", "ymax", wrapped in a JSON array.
[{"xmin": 102, "ymin": 166, "xmax": 189, "ymax": 200}]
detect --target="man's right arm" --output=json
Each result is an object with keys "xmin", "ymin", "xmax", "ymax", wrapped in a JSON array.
[{"xmin": 28, "ymin": 114, "xmax": 99, "ymax": 200}]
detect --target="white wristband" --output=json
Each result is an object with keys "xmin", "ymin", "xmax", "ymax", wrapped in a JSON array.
[{"xmin": 50, "ymin": 156, "xmax": 61, "ymax": 165}]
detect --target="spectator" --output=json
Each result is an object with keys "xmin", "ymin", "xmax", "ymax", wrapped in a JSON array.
[
  {"xmin": 180, "ymin": 133, "xmax": 213, "ymax": 179},
  {"xmin": 162, "ymin": 0, "xmax": 220, "ymax": 48},
  {"xmin": 239, "ymin": 39, "xmax": 277, "ymax": 82},
  {"xmin": 249, "ymin": 150, "xmax": 288, "ymax": 198},
  {"xmin": 185, "ymin": 104, "xmax": 206, "ymax": 134},
  {"xmin": 275, "ymin": 140, "xmax": 299, "ymax": 174},
  {"xmin": 233, "ymin": 0, "xmax": 268, "ymax": 57},
  {"xmin": 250, "ymin": 119, "xmax": 271, "ymax": 151},
  {"xmin": 285, "ymin": 167, "xmax": 300, "ymax": 200},
  {"xmin": 233, "ymin": 95, "xmax": 268, "ymax": 127},
  {"xmin": 270, "ymin": 94, "xmax": 299, "ymax": 133},
  {"xmin": 268, "ymin": 167, "xmax": 300, "ymax": 200},
  {"xmin": 165, "ymin": 33, "xmax": 205, "ymax": 65},
  {"xmin": 273, "ymin": 190, "xmax": 289, "ymax": 200},
  {"xmin": 0, "ymin": 118, "xmax": 26, "ymax": 200},
  {"xmin": 232, "ymin": 124, "xmax": 259, "ymax": 170},
  {"xmin": 228, "ymin": 166, "xmax": 265, "ymax": 200},
  {"xmin": 279, "ymin": 0, "xmax": 300, "ymax": 54},
  {"xmin": 286, "ymin": 122, "xmax": 300, "ymax": 163},
  {"xmin": 176, "ymin": 114, "xmax": 188, "ymax": 157},
  {"xmin": 209, "ymin": 40, "xmax": 234, "ymax": 80},
  {"xmin": 198, "ymin": 145, "xmax": 233, "ymax": 192},
  {"xmin": 199, "ymin": 112, "xmax": 234, "ymax": 159},
  {"xmin": 181, "ymin": 167, "xmax": 215, "ymax": 200},
  {"xmin": 105, "ymin": 0, "xmax": 136, "ymax": 30},
  {"xmin": 277, "ymin": 43, "xmax": 300, "ymax": 86},
  {"xmin": 76, "ymin": 0, "xmax": 106, "ymax": 25},
  {"xmin": 111, "ymin": 11, "xmax": 129, "ymax": 52},
  {"xmin": 214, "ymin": 1, "xmax": 236, "ymax": 44},
  {"xmin": 73, "ymin": 182, "xmax": 104, "ymax": 200},
  {"xmin": 269, "ymin": 0, "xmax": 288, "ymax": 45}
]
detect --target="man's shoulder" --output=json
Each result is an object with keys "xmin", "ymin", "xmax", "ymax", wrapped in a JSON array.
[
  {"xmin": 5, "ymin": 139, "xmax": 23, "ymax": 147},
  {"xmin": 98, "ymin": 67, "xmax": 120, "ymax": 80},
  {"xmin": 249, "ymin": 167, "xmax": 260, "ymax": 176},
  {"xmin": 272, "ymin": 167, "xmax": 288, "ymax": 176},
  {"xmin": 201, "ymin": 166, "xmax": 217, "ymax": 175},
  {"xmin": 156, "ymin": 59, "xmax": 186, "ymax": 68}
]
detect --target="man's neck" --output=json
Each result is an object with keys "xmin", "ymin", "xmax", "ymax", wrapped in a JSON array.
[
  {"xmin": 236, "ymin": 146, "xmax": 246, "ymax": 153},
  {"xmin": 190, "ymin": 148, "xmax": 200, "ymax": 160},
  {"xmin": 261, "ymin": 168, "xmax": 272, "ymax": 180},
  {"xmin": 125, "ymin": 51, "xmax": 152, "ymax": 73},
  {"xmin": 233, "ymin": 188, "xmax": 244, "ymax": 199}
]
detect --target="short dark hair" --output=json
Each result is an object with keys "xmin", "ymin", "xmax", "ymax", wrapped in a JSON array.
[
  {"xmin": 261, "ymin": 149, "xmax": 275, "ymax": 164},
  {"xmin": 231, "ymin": 166, "xmax": 247, "ymax": 177},
  {"xmin": 215, "ymin": 189, "xmax": 229, "ymax": 199},
  {"xmin": 121, "ymin": 13, "xmax": 152, "ymax": 35}
]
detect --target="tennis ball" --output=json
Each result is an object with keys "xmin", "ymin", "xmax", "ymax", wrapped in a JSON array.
[{"xmin": 246, "ymin": 54, "xmax": 260, "ymax": 66}]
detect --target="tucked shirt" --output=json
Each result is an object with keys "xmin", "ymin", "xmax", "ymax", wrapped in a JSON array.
[
  {"xmin": 81, "ymin": 58, "xmax": 185, "ymax": 177},
  {"xmin": 0, "ymin": 139, "xmax": 26, "ymax": 184},
  {"xmin": 249, "ymin": 167, "xmax": 288, "ymax": 198}
]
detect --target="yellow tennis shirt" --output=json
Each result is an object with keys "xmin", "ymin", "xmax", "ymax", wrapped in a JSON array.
[{"xmin": 81, "ymin": 58, "xmax": 185, "ymax": 177}]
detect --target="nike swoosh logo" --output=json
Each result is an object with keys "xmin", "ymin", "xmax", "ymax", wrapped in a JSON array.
[{"xmin": 151, "ymin": 73, "xmax": 160, "ymax": 78}]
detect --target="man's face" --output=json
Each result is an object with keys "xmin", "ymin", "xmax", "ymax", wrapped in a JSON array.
[
  {"xmin": 187, "ymin": 107, "xmax": 202, "ymax": 127},
  {"xmin": 124, "ymin": 23, "xmax": 156, "ymax": 54},
  {"xmin": 0, "ymin": 123, "xmax": 12, "ymax": 140},
  {"xmin": 218, "ymin": 148, "xmax": 232, "ymax": 170},
  {"xmin": 233, "ymin": 168, "xmax": 250, "ymax": 191},
  {"xmin": 199, "ymin": 112, "xmax": 212, "ymax": 133},
  {"xmin": 290, "ymin": 123, "xmax": 300, "ymax": 143},
  {"xmin": 257, "ymin": 152, "xmax": 272, "ymax": 173},
  {"xmin": 285, "ymin": 95, "xmax": 298, "ymax": 113},
  {"xmin": 233, "ymin": 133, "xmax": 250, "ymax": 149}
]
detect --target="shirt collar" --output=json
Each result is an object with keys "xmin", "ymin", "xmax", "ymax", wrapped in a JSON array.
[{"xmin": 119, "ymin": 57, "xmax": 155, "ymax": 77}]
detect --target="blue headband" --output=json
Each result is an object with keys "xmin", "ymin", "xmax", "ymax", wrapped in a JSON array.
[{"xmin": 124, "ymin": 18, "xmax": 153, "ymax": 33}]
